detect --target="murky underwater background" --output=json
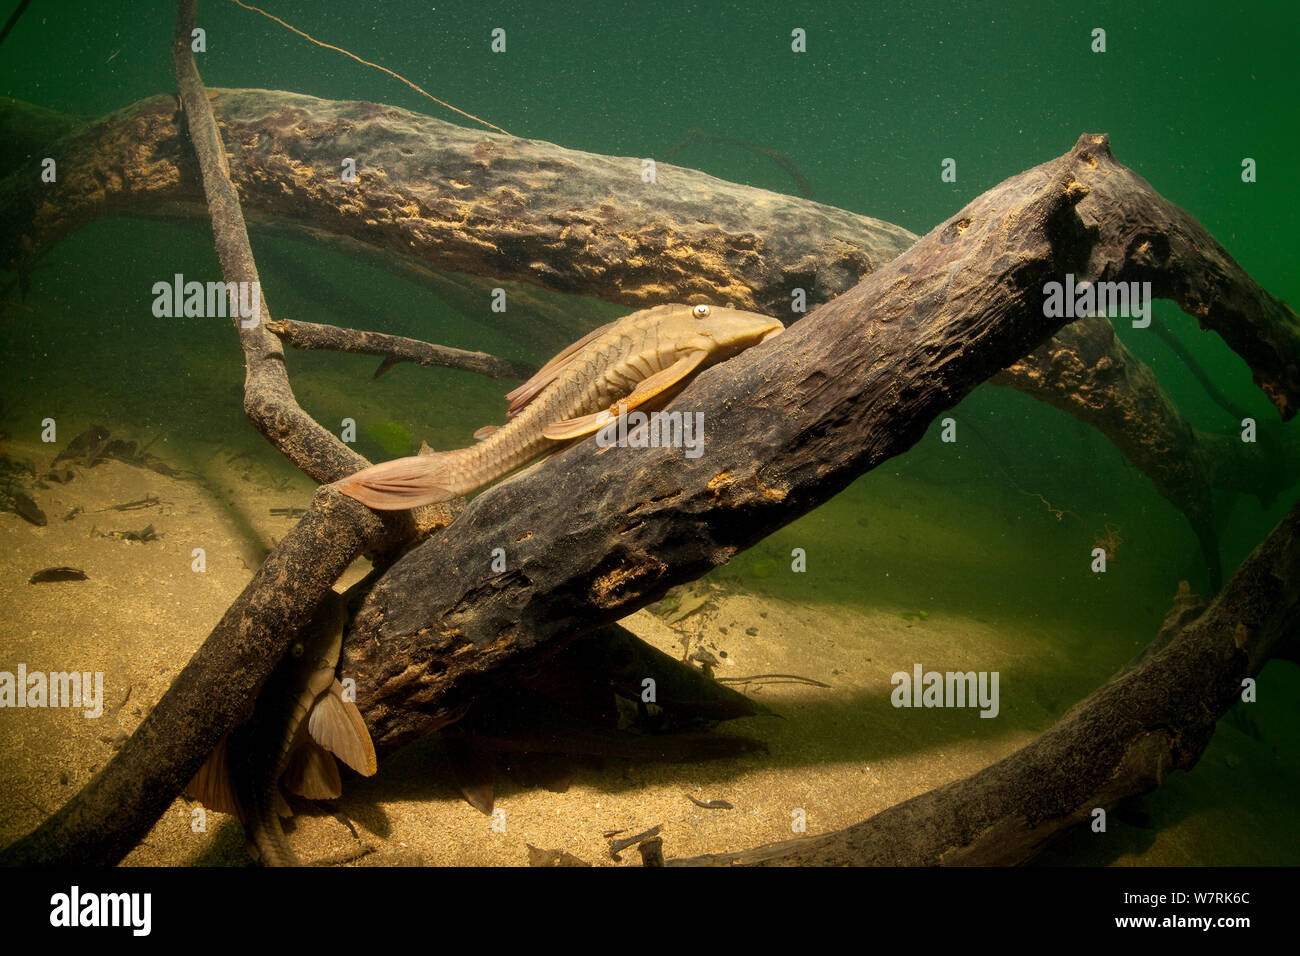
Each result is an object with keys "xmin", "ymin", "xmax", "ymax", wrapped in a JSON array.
[{"xmin": 1, "ymin": 0, "xmax": 1297, "ymax": 864}]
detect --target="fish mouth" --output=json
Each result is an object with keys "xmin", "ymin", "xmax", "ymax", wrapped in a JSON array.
[{"xmin": 758, "ymin": 323, "xmax": 785, "ymax": 343}]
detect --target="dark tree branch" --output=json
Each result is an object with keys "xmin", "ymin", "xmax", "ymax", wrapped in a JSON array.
[
  {"xmin": 171, "ymin": 43, "xmax": 361, "ymax": 483},
  {"xmin": 265, "ymin": 317, "xmax": 535, "ymax": 381}
]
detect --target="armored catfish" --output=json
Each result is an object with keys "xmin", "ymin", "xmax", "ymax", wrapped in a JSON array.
[{"xmin": 336, "ymin": 303, "xmax": 784, "ymax": 509}]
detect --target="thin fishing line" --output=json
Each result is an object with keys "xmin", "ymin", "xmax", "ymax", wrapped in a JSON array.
[{"xmin": 225, "ymin": 0, "xmax": 511, "ymax": 136}]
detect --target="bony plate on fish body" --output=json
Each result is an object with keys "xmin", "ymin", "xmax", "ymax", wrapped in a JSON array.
[
  {"xmin": 185, "ymin": 591, "xmax": 376, "ymax": 866},
  {"xmin": 336, "ymin": 303, "xmax": 784, "ymax": 509}
]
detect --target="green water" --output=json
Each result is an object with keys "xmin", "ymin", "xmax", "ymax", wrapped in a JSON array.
[{"xmin": 1, "ymin": 1, "xmax": 1297, "ymax": 867}]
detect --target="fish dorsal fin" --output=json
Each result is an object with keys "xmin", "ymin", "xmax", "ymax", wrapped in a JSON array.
[
  {"xmin": 472, "ymin": 424, "xmax": 499, "ymax": 441},
  {"xmin": 306, "ymin": 680, "xmax": 378, "ymax": 777},
  {"xmin": 283, "ymin": 739, "xmax": 343, "ymax": 800},
  {"xmin": 541, "ymin": 350, "xmax": 709, "ymax": 441},
  {"xmin": 184, "ymin": 734, "xmax": 245, "ymax": 823},
  {"xmin": 505, "ymin": 317, "xmax": 625, "ymax": 417}
]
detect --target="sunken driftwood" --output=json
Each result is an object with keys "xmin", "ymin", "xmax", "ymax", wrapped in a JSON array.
[
  {"xmin": 0, "ymin": 89, "xmax": 1290, "ymax": 557},
  {"xmin": 2, "ymin": 87, "xmax": 1295, "ymax": 412},
  {"xmin": 673, "ymin": 497, "xmax": 1300, "ymax": 866},
  {"xmin": 0, "ymin": 88, "xmax": 916, "ymax": 317},
  {"xmin": 343, "ymin": 134, "xmax": 1300, "ymax": 754}
]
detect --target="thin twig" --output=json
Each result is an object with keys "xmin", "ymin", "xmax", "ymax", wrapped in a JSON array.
[
  {"xmin": 265, "ymin": 318, "xmax": 535, "ymax": 381},
  {"xmin": 715, "ymin": 673, "xmax": 831, "ymax": 689},
  {"xmin": 225, "ymin": 0, "xmax": 510, "ymax": 135}
]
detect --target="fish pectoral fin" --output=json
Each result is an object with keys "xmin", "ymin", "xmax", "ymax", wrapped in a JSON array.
[
  {"xmin": 306, "ymin": 680, "xmax": 379, "ymax": 777},
  {"xmin": 335, "ymin": 454, "xmax": 454, "ymax": 509},
  {"xmin": 540, "ymin": 350, "xmax": 709, "ymax": 441},
  {"xmin": 283, "ymin": 740, "xmax": 343, "ymax": 801},
  {"xmin": 184, "ymin": 734, "xmax": 245, "ymax": 822},
  {"xmin": 621, "ymin": 350, "xmax": 709, "ymax": 406}
]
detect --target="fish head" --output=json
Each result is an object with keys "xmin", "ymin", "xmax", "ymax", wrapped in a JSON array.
[{"xmin": 666, "ymin": 303, "xmax": 784, "ymax": 360}]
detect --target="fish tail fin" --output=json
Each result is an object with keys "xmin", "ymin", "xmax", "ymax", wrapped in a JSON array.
[
  {"xmin": 334, "ymin": 453, "xmax": 458, "ymax": 509},
  {"xmin": 184, "ymin": 734, "xmax": 246, "ymax": 823}
]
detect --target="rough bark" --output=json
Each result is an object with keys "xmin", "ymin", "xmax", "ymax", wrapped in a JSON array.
[
  {"xmin": 343, "ymin": 134, "xmax": 1300, "ymax": 755},
  {"xmin": 6, "ymin": 91, "xmax": 1295, "ymax": 423},
  {"xmin": 0, "ymin": 89, "xmax": 916, "ymax": 318},
  {"xmin": 671, "ymin": 497, "xmax": 1300, "ymax": 866}
]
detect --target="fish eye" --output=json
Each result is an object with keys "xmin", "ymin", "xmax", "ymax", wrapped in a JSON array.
[
  {"xmin": 290, "ymin": 642, "xmax": 305, "ymax": 658},
  {"xmin": 692, "ymin": 304, "xmax": 711, "ymax": 319}
]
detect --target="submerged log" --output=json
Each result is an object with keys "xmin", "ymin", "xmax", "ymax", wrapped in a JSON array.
[
  {"xmin": 5, "ymin": 89, "xmax": 1294, "ymax": 421},
  {"xmin": 0, "ymin": 89, "xmax": 916, "ymax": 316},
  {"xmin": 344, "ymin": 134, "xmax": 1300, "ymax": 754}
]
